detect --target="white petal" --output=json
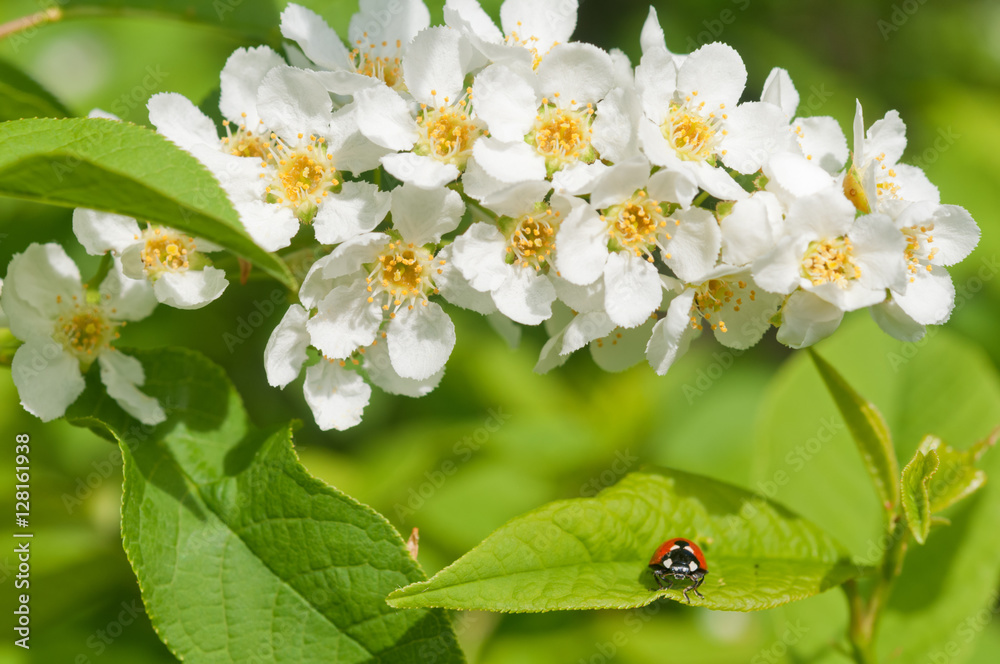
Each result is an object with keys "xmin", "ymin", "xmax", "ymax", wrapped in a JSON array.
[
  {"xmin": 554, "ymin": 205, "xmax": 608, "ymax": 285},
  {"xmin": 850, "ymin": 213, "xmax": 908, "ymax": 292},
  {"xmin": 763, "ymin": 152, "xmax": 835, "ymax": 207},
  {"xmin": 550, "ymin": 161, "xmax": 609, "ymax": 196},
  {"xmin": 98, "ymin": 351, "xmax": 166, "ymax": 425},
  {"xmin": 536, "ymin": 43, "xmax": 614, "ymax": 106},
  {"xmin": 720, "ymin": 194, "xmax": 780, "ymax": 266},
  {"xmin": 307, "ymin": 280, "xmax": 382, "ymax": 359},
  {"xmin": 866, "ymin": 110, "xmax": 907, "ymax": 165},
  {"xmin": 753, "ymin": 237, "xmax": 806, "ymax": 295},
  {"xmin": 353, "ymin": 84, "xmax": 418, "ymax": 150},
  {"xmin": 6, "ymin": 243, "xmax": 82, "ymax": 334},
  {"xmin": 776, "ymin": 290, "xmax": 843, "ymax": 349},
  {"xmin": 635, "ymin": 48, "xmax": 677, "ymax": 125},
  {"xmin": 460, "ymin": 155, "xmax": 509, "ymax": 202},
  {"xmin": 561, "ymin": 310, "xmax": 614, "ymax": 355},
  {"xmin": 264, "ymin": 304, "xmax": 311, "ymax": 388},
  {"xmin": 592, "ymin": 316, "xmax": 656, "ymax": 372},
  {"xmin": 472, "ymin": 63, "xmax": 538, "ymax": 142},
  {"xmin": 99, "ymin": 259, "xmax": 157, "ymax": 321},
  {"xmin": 390, "ymin": 184, "xmax": 465, "ymax": 245},
  {"xmin": 386, "ymin": 302, "xmax": 456, "ymax": 380},
  {"xmin": 647, "ymin": 168, "xmax": 698, "ymax": 209},
  {"xmin": 553, "ymin": 275, "xmax": 605, "ymax": 313},
  {"xmin": 500, "ymin": 0, "xmax": 578, "ymax": 51},
  {"xmin": 590, "ymin": 157, "xmax": 650, "ymax": 209},
  {"xmin": 592, "ymin": 86, "xmax": 641, "ymax": 163},
  {"xmin": 894, "ymin": 266, "xmax": 955, "ymax": 325},
  {"xmin": 219, "ymin": 46, "xmax": 285, "ymax": 126},
  {"xmin": 445, "ymin": 0, "xmax": 503, "ymax": 43},
  {"xmin": 322, "ymin": 232, "xmax": 390, "ymax": 279},
  {"xmin": 234, "ymin": 200, "xmax": 301, "ymax": 252},
  {"xmin": 363, "ymin": 336, "xmax": 442, "ymax": 397},
  {"xmin": 663, "ymin": 207, "xmax": 722, "ymax": 283},
  {"xmin": 349, "ymin": 0, "xmax": 430, "ymax": 48},
  {"xmin": 472, "ymin": 136, "xmax": 547, "ymax": 183},
  {"xmin": 645, "ymin": 290, "xmax": 697, "ymax": 376},
  {"xmin": 450, "ymin": 222, "xmax": 508, "ymax": 292},
  {"xmin": 640, "ymin": 7, "xmax": 666, "ymax": 55},
  {"xmin": 11, "ymin": 340, "xmax": 84, "ymax": 421},
  {"xmin": 404, "ymin": 26, "xmax": 470, "ymax": 105},
  {"xmin": 761, "ymin": 67, "xmax": 798, "ymax": 118},
  {"xmin": 871, "ymin": 299, "xmax": 925, "ymax": 342},
  {"xmin": 794, "ymin": 116, "xmax": 848, "ymax": 174},
  {"xmin": 785, "ymin": 187, "xmax": 856, "ymax": 240},
  {"xmin": 892, "ymin": 163, "xmax": 940, "ymax": 205},
  {"xmin": 325, "ymin": 101, "xmax": 394, "ymax": 173},
  {"xmin": 435, "ymin": 244, "xmax": 498, "ymax": 315},
  {"xmin": 147, "ymin": 92, "xmax": 220, "ymax": 153},
  {"xmin": 152, "ymin": 268, "xmax": 228, "ymax": 310},
  {"xmin": 712, "ymin": 278, "xmax": 782, "ymax": 350},
  {"xmin": 72, "ymin": 209, "xmax": 140, "ymax": 256},
  {"xmin": 808, "ymin": 280, "xmax": 886, "ymax": 312},
  {"xmin": 853, "ymin": 100, "xmax": 865, "ymax": 163},
  {"xmin": 722, "ymin": 102, "xmax": 798, "ymax": 174},
  {"xmin": 257, "ymin": 66, "xmax": 335, "ymax": 140},
  {"xmin": 303, "ymin": 361, "xmax": 371, "ymax": 431},
  {"xmin": 280, "ymin": 4, "xmax": 351, "ymax": 71},
  {"xmin": 688, "ymin": 160, "xmax": 749, "ymax": 201},
  {"xmin": 911, "ymin": 203, "xmax": 979, "ymax": 266},
  {"xmin": 313, "ymin": 181, "xmax": 391, "ymax": 245},
  {"xmin": 480, "ymin": 180, "xmax": 552, "ymax": 218},
  {"xmin": 603, "ymin": 251, "xmax": 661, "ymax": 328},
  {"xmin": 677, "ymin": 42, "xmax": 746, "ymax": 108},
  {"xmin": 492, "ymin": 267, "xmax": 556, "ymax": 325},
  {"xmin": 380, "ymin": 153, "xmax": 460, "ymax": 188}
]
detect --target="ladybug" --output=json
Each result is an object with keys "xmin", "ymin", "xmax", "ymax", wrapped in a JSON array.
[{"xmin": 648, "ymin": 538, "xmax": 708, "ymax": 602}]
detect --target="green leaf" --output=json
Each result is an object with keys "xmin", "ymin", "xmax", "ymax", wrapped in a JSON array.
[
  {"xmin": 900, "ymin": 449, "xmax": 939, "ymax": 544},
  {"xmin": 66, "ymin": 348, "xmax": 464, "ymax": 664},
  {"xmin": 387, "ymin": 468, "xmax": 863, "ymax": 613},
  {"xmin": 918, "ymin": 429, "xmax": 997, "ymax": 513},
  {"xmin": 60, "ymin": 0, "xmax": 280, "ymax": 43},
  {"xmin": 0, "ymin": 58, "xmax": 71, "ymax": 121},
  {"xmin": 0, "ymin": 118, "xmax": 296, "ymax": 290},
  {"xmin": 809, "ymin": 349, "xmax": 899, "ymax": 514}
]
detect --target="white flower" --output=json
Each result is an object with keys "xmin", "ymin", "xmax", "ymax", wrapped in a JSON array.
[
  {"xmin": 752, "ymin": 187, "xmax": 907, "ymax": 312},
  {"xmin": 719, "ymin": 191, "xmax": 785, "ymax": 267},
  {"xmin": 1, "ymin": 243, "xmax": 163, "ymax": 424},
  {"xmin": 845, "ymin": 100, "xmax": 939, "ymax": 214},
  {"xmin": 759, "ymin": 67, "xmax": 848, "ymax": 175},
  {"xmin": 635, "ymin": 41, "xmax": 792, "ymax": 200},
  {"xmin": 72, "ymin": 209, "xmax": 228, "ymax": 310},
  {"xmin": 280, "ymin": 1, "xmax": 430, "ymax": 91},
  {"xmin": 354, "ymin": 25, "xmax": 487, "ymax": 188},
  {"xmin": 150, "ymin": 52, "xmax": 389, "ymax": 251},
  {"xmin": 646, "ymin": 268, "xmax": 781, "ymax": 375},
  {"xmin": 775, "ymin": 290, "xmax": 844, "ymax": 349},
  {"xmin": 555, "ymin": 157, "xmax": 720, "ymax": 328},
  {"xmin": 303, "ymin": 185, "xmax": 464, "ymax": 380},
  {"xmin": 469, "ymin": 44, "xmax": 618, "ymax": 189},
  {"xmin": 444, "ymin": 0, "xmax": 579, "ymax": 68},
  {"xmin": 263, "ymin": 303, "xmax": 442, "ymax": 431},
  {"xmin": 871, "ymin": 201, "xmax": 979, "ymax": 340},
  {"xmin": 449, "ymin": 181, "xmax": 563, "ymax": 324}
]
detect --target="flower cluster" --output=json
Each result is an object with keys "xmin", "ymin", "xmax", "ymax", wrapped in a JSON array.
[{"xmin": 0, "ymin": 0, "xmax": 981, "ymax": 429}]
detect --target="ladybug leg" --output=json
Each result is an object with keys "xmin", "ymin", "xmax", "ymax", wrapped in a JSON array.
[
  {"xmin": 652, "ymin": 571, "xmax": 673, "ymax": 591},
  {"xmin": 689, "ymin": 574, "xmax": 706, "ymax": 600},
  {"xmin": 682, "ymin": 586, "xmax": 692, "ymax": 603}
]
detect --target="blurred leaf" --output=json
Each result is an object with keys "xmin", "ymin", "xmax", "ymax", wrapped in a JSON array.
[
  {"xmin": 62, "ymin": 0, "xmax": 281, "ymax": 43},
  {"xmin": 0, "ymin": 118, "xmax": 296, "ymax": 290},
  {"xmin": 388, "ymin": 468, "xmax": 862, "ymax": 613},
  {"xmin": 919, "ymin": 430, "xmax": 997, "ymax": 513},
  {"xmin": 65, "ymin": 347, "xmax": 465, "ymax": 664},
  {"xmin": 0, "ymin": 58, "xmax": 71, "ymax": 121},
  {"xmin": 900, "ymin": 448, "xmax": 938, "ymax": 544},
  {"xmin": 810, "ymin": 349, "xmax": 899, "ymax": 515}
]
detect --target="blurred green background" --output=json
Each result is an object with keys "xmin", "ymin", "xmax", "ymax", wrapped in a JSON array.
[{"xmin": 1, "ymin": 0, "xmax": 999, "ymax": 662}]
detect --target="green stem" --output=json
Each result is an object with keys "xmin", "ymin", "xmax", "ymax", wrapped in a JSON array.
[
  {"xmin": 86, "ymin": 253, "xmax": 114, "ymax": 295},
  {"xmin": 0, "ymin": 7, "xmax": 61, "ymax": 40}
]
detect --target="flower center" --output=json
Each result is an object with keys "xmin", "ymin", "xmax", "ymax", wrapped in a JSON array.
[
  {"xmin": 352, "ymin": 37, "xmax": 404, "ymax": 90},
  {"xmin": 506, "ymin": 207, "xmax": 561, "ymax": 271},
  {"xmin": 661, "ymin": 96, "xmax": 725, "ymax": 162},
  {"xmin": 221, "ymin": 116, "xmax": 272, "ymax": 159},
  {"xmin": 802, "ymin": 237, "xmax": 861, "ymax": 286},
  {"xmin": 902, "ymin": 224, "xmax": 937, "ymax": 282},
  {"xmin": 601, "ymin": 191, "xmax": 673, "ymax": 260},
  {"xmin": 688, "ymin": 279, "xmax": 750, "ymax": 334},
  {"xmin": 415, "ymin": 92, "xmax": 485, "ymax": 169},
  {"xmin": 139, "ymin": 227, "xmax": 197, "ymax": 274},
  {"xmin": 366, "ymin": 241, "xmax": 441, "ymax": 318},
  {"xmin": 262, "ymin": 134, "xmax": 341, "ymax": 223},
  {"xmin": 504, "ymin": 24, "xmax": 557, "ymax": 68},
  {"xmin": 53, "ymin": 301, "xmax": 119, "ymax": 362},
  {"xmin": 527, "ymin": 99, "xmax": 595, "ymax": 174}
]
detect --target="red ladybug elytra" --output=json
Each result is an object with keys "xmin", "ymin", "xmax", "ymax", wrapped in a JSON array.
[{"xmin": 648, "ymin": 538, "xmax": 708, "ymax": 602}]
